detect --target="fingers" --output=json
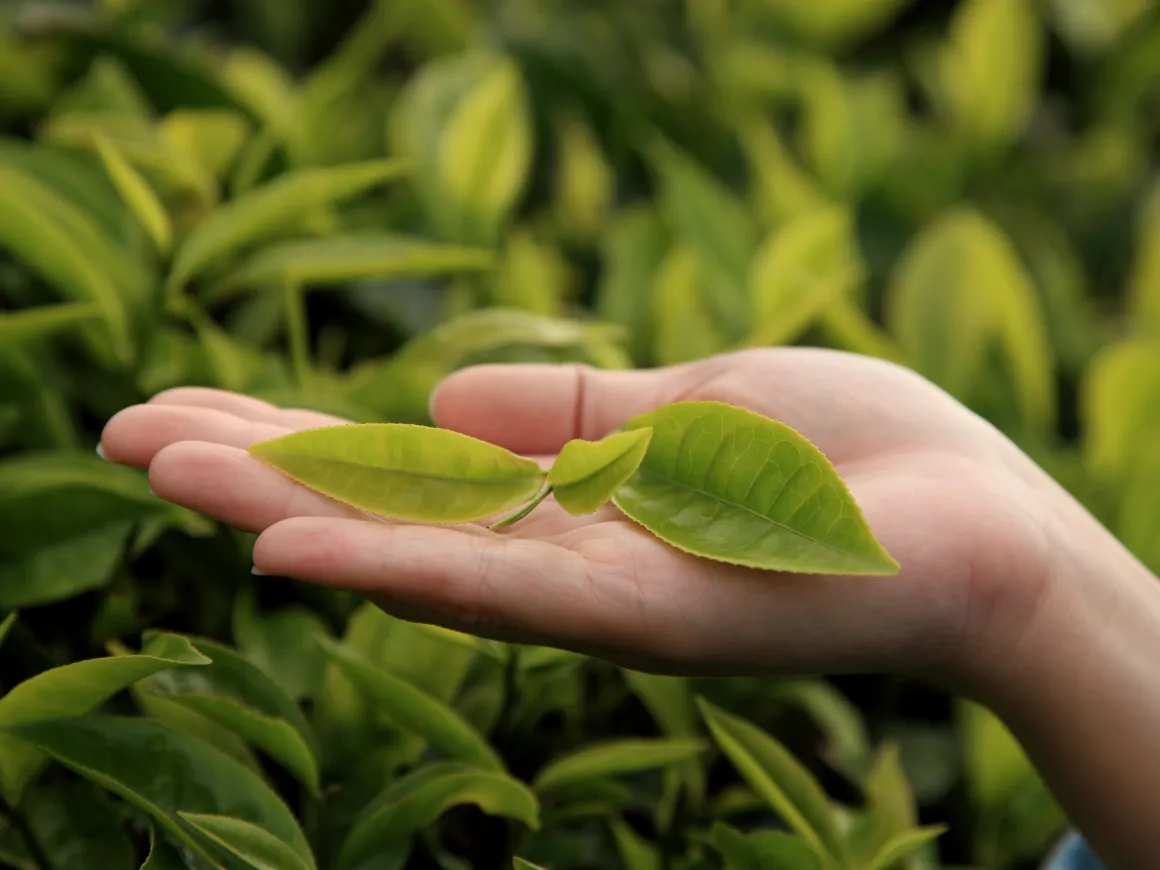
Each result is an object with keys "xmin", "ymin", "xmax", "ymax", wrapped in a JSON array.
[
  {"xmin": 101, "ymin": 404, "xmax": 291, "ymax": 467},
  {"xmin": 252, "ymin": 517, "xmax": 646, "ymax": 652},
  {"xmin": 149, "ymin": 442, "xmax": 362, "ymax": 532},
  {"xmin": 429, "ymin": 359, "xmax": 731, "ymax": 454},
  {"xmin": 149, "ymin": 386, "xmax": 350, "ymax": 429}
]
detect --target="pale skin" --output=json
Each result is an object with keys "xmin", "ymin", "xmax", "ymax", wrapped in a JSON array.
[{"xmin": 98, "ymin": 348, "xmax": 1160, "ymax": 869}]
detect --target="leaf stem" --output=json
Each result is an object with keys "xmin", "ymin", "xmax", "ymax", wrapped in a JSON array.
[
  {"xmin": 489, "ymin": 485, "xmax": 552, "ymax": 530},
  {"xmin": 283, "ymin": 280, "xmax": 311, "ymax": 389},
  {"xmin": 0, "ymin": 795, "xmax": 53, "ymax": 870}
]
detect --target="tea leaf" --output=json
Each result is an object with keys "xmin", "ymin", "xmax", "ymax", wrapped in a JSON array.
[
  {"xmin": 321, "ymin": 639, "xmax": 505, "ymax": 771},
  {"xmin": 595, "ymin": 207, "xmax": 669, "ymax": 363},
  {"xmin": 437, "ymin": 56, "xmax": 532, "ymax": 243},
  {"xmin": 769, "ymin": 680, "xmax": 872, "ymax": 783},
  {"xmin": 532, "ymin": 739, "xmax": 706, "ymax": 793},
  {"xmin": 706, "ymin": 822, "xmax": 823, "ymax": 870},
  {"xmin": 648, "ymin": 138, "xmax": 756, "ymax": 339},
  {"xmin": 941, "ymin": 0, "xmax": 1043, "ymax": 153},
  {"xmin": 179, "ymin": 812, "xmax": 315, "ymax": 870},
  {"xmin": 21, "ymin": 778, "xmax": 137, "ymax": 870},
  {"xmin": 233, "ymin": 590, "xmax": 332, "ymax": 703},
  {"xmin": 337, "ymin": 762, "xmax": 539, "ymax": 870},
  {"xmin": 248, "ymin": 423, "xmax": 546, "ymax": 523},
  {"xmin": 93, "ymin": 133, "xmax": 172, "ymax": 254},
  {"xmin": 0, "ymin": 522, "xmax": 132, "ymax": 609},
  {"xmin": 140, "ymin": 824, "xmax": 184, "ymax": 870},
  {"xmin": 698, "ymin": 699, "xmax": 846, "ymax": 862},
  {"xmin": 0, "ymin": 716, "xmax": 311, "ymax": 866},
  {"xmin": 651, "ymin": 245, "xmax": 728, "ymax": 366},
  {"xmin": 547, "ymin": 428, "xmax": 653, "ymax": 516},
  {"xmin": 513, "ymin": 861, "xmax": 548, "ymax": 870},
  {"xmin": 1081, "ymin": 339, "xmax": 1160, "ymax": 485},
  {"xmin": 221, "ymin": 233, "xmax": 495, "ymax": 293},
  {"xmin": 747, "ymin": 204, "xmax": 864, "ymax": 348},
  {"xmin": 159, "ymin": 108, "xmax": 252, "ymax": 179},
  {"xmin": 0, "ymin": 164, "xmax": 130, "ymax": 363},
  {"xmin": 0, "ymin": 612, "xmax": 16, "ymax": 652},
  {"xmin": 0, "ymin": 302, "xmax": 103, "ymax": 348},
  {"xmin": 169, "ymin": 159, "xmax": 408, "ymax": 287},
  {"xmin": 612, "ymin": 402, "xmax": 899, "ymax": 575},
  {"xmin": 864, "ymin": 826, "xmax": 946, "ymax": 870},
  {"xmin": 0, "ymin": 634, "xmax": 210, "ymax": 803},
  {"xmin": 138, "ymin": 633, "xmax": 321, "ymax": 796},
  {"xmin": 609, "ymin": 816, "xmax": 660, "ymax": 870}
]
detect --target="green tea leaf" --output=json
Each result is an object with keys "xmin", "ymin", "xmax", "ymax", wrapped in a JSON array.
[
  {"xmin": 706, "ymin": 822, "xmax": 823, "ymax": 870},
  {"xmin": 1127, "ymin": 177, "xmax": 1160, "ymax": 337},
  {"xmin": 436, "ymin": 56, "xmax": 532, "ymax": 244},
  {"xmin": 648, "ymin": 138, "xmax": 756, "ymax": 339},
  {"xmin": 885, "ymin": 208, "xmax": 1054, "ymax": 434},
  {"xmin": 140, "ymin": 824, "xmax": 184, "ymax": 870},
  {"xmin": 93, "ymin": 133, "xmax": 172, "ymax": 254},
  {"xmin": 21, "ymin": 777, "xmax": 137, "ymax": 870},
  {"xmin": 138, "ymin": 633, "xmax": 321, "ymax": 796},
  {"xmin": 0, "ymin": 303, "xmax": 103, "ymax": 348},
  {"xmin": 0, "ymin": 164, "xmax": 131, "ymax": 363},
  {"xmin": 513, "ymin": 861, "xmax": 548, "ymax": 870},
  {"xmin": 595, "ymin": 207, "xmax": 669, "ymax": 363},
  {"xmin": 159, "ymin": 108, "xmax": 252, "ymax": 179},
  {"xmin": 940, "ymin": 0, "xmax": 1043, "ymax": 153},
  {"xmin": 169, "ymin": 159, "xmax": 407, "ymax": 287},
  {"xmin": 612, "ymin": 401, "xmax": 899, "ymax": 575},
  {"xmin": 0, "ymin": 522, "xmax": 132, "ymax": 609},
  {"xmin": 0, "ymin": 715, "xmax": 311, "ymax": 867},
  {"xmin": 0, "ymin": 634, "xmax": 210, "ymax": 802},
  {"xmin": 609, "ymin": 816, "xmax": 660, "ymax": 870},
  {"xmin": 248, "ymin": 423, "xmax": 546, "ymax": 523},
  {"xmin": 321, "ymin": 639, "xmax": 504, "ymax": 771},
  {"xmin": 864, "ymin": 826, "xmax": 946, "ymax": 870},
  {"xmin": 650, "ymin": 245, "xmax": 728, "ymax": 366},
  {"xmin": 746, "ymin": 204, "xmax": 864, "ymax": 348},
  {"xmin": 769, "ymin": 680, "xmax": 873, "ymax": 784},
  {"xmin": 532, "ymin": 739, "xmax": 706, "ymax": 793},
  {"xmin": 1081, "ymin": 339, "xmax": 1160, "ymax": 485},
  {"xmin": 336, "ymin": 762, "xmax": 540, "ymax": 870},
  {"xmin": 179, "ymin": 812, "xmax": 315, "ymax": 870},
  {"xmin": 547, "ymin": 429, "xmax": 653, "ymax": 516},
  {"xmin": 0, "ymin": 612, "xmax": 16, "ymax": 652},
  {"xmin": 220, "ymin": 233, "xmax": 495, "ymax": 294},
  {"xmin": 698, "ymin": 698, "xmax": 846, "ymax": 862},
  {"xmin": 233, "ymin": 590, "xmax": 332, "ymax": 703},
  {"xmin": 738, "ymin": 119, "xmax": 827, "ymax": 233}
]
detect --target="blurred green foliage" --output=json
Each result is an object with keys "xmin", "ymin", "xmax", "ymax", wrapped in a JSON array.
[{"xmin": 1, "ymin": 0, "xmax": 1159, "ymax": 867}]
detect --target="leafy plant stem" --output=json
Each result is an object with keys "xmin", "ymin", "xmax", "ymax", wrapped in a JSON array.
[
  {"xmin": 283, "ymin": 280, "xmax": 311, "ymax": 388},
  {"xmin": 489, "ymin": 484, "xmax": 553, "ymax": 529},
  {"xmin": 0, "ymin": 794, "xmax": 53, "ymax": 870}
]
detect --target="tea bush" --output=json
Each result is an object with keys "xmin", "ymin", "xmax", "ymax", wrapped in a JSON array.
[{"xmin": 1, "ymin": 0, "xmax": 1159, "ymax": 868}]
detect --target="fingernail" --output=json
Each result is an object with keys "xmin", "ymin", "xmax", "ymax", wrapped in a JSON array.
[
  {"xmin": 251, "ymin": 566, "xmax": 268, "ymax": 576},
  {"xmin": 95, "ymin": 443, "xmax": 107, "ymax": 460}
]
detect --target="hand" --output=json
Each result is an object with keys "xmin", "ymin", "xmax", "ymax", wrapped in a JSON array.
[{"xmin": 97, "ymin": 348, "xmax": 1070, "ymax": 689}]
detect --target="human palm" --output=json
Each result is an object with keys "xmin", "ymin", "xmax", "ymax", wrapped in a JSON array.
[{"xmin": 99, "ymin": 348, "xmax": 1058, "ymax": 685}]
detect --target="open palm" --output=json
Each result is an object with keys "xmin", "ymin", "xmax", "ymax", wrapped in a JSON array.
[{"xmin": 99, "ymin": 348, "xmax": 1059, "ymax": 684}]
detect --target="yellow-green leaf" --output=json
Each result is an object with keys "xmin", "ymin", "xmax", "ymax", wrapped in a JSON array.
[
  {"xmin": 437, "ymin": 56, "xmax": 532, "ymax": 244},
  {"xmin": 698, "ymin": 698, "xmax": 847, "ymax": 863},
  {"xmin": 547, "ymin": 429, "xmax": 654, "ymax": 516},
  {"xmin": 706, "ymin": 822, "xmax": 823, "ymax": 870},
  {"xmin": 159, "ymin": 109, "xmax": 252, "ymax": 179},
  {"xmin": 248, "ymin": 423, "xmax": 545, "ymax": 523},
  {"xmin": 0, "ymin": 164, "xmax": 130, "ymax": 364},
  {"xmin": 885, "ymin": 208, "xmax": 1055, "ymax": 433},
  {"xmin": 1081, "ymin": 339, "xmax": 1160, "ymax": 486},
  {"xmin": 651, "ymin": 245, "xmax": 728, "ymax": 366},
  {"xmin": 93, "ymin": 133, "xmax": 172, "ymax": 254},
  {"xmin": 941, "ymin": 0, "xmax": 1043, "ymax": 152},
  {"xmin": 613, "ymin": 402, "xmax": 899, "ymax": 575},
  {"xmin": 169, "ymin": 159, "xmax": 407, "ymax": 287},
  {"xmin": 336, "ymin": 762, "xmax": 540, "ymax": 870},
  {"xmin": 219, "ymin": 233, "xmax": 495, "ymax": 296},
  {"xmin": 865, "ymin": 826, "xmax": 947, "ymax": 870},
  {"xmin": 179, "ymin": 813, "xmax": 315, "ymax": 870},
  {"xmin": 1127, "ymin": 177, "xmax": 1160, "ymax": 336},
  {"xmin": 532, "ymin": 739, "xmax": 706, "ymax": 793},
  {"xmin": 747, "ymin": 204, "xmax": 864, "ymax": 348}
]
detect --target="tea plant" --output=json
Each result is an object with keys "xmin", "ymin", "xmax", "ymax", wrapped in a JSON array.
[{"xmin": 1, "ymin": 0, "xmax": 1158, "ymax": 867}]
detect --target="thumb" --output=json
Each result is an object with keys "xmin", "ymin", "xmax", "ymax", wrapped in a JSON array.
[{"xmin": 428, "ymin": 359, "xmax": 728, "ymax": 454}]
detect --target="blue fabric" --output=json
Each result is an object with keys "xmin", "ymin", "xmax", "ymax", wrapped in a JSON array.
[{"xmin": 1042, "ymin": 831, "xmax": 1107, "ymax": 870}]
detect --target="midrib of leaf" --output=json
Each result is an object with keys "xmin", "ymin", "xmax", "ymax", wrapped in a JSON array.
[
  {"xmin": 269, "ymin": 457, "xmax": 540, "ymax": 488},
  {"xmin": 631, "ymin": 462, "xmax": 860, "ymax": 560}
]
